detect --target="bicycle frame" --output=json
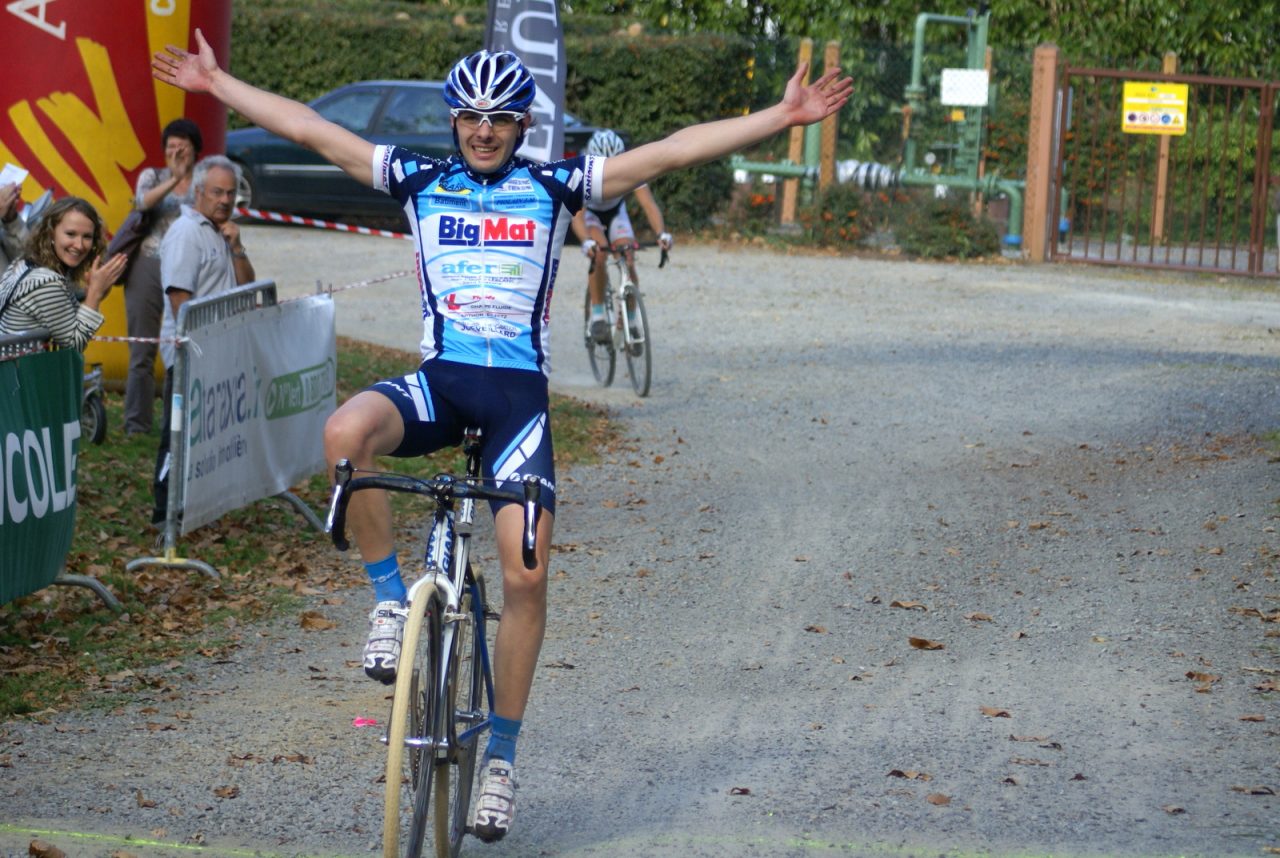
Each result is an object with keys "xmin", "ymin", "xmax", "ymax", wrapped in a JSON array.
[{"xmin": 584, "ymin": 243, "xmax": 664, "ymax": 397}]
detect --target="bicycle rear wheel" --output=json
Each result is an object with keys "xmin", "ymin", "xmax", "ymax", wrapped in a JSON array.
[
  {"xmin": 622, "ymin": 287, "xmax": 652, "ymax": 397},
  {"xmin": 433, "ymin": 569, "xmax": 487, "ymax": 858},
  {"xmin": 384, "ymin": 594, "xmax": 442, "ymax": 858},
  {"xmin": 81, "ymin": 392, "xmax": 107, "ymax": 445},
  {"xmin": 584, "ymin": 285, "xmax": 616, "ymax": 386}
]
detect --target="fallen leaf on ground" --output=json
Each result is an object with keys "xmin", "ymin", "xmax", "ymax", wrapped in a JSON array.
[
  {"xmin": 728, "ymin": 786, "xmax": 751, "ymax": 796},
  {"xmin": 890, "ymin": 600, "xmax": 927, "ymax": 611},
  {"xmin": 1239, "ymin": 714, "xmax": 1266, "ymax": 722},
  {"xmin": 213, "ymin": 785, "xmax": 240, "ymax": 799},
  {"xmin": 925, "ymin": 793, "xmax": 951, "ymax": 806},
  {"xmin": 981, "ymin": 706, "xmax": 1011, "ymax": 718},
  {"xmin": 909, "ymin": 637, "xmax": 944, "ymax": 651},
  {"xmin": 29, "ymin": 840, "xmax": 67, "ymax": 858},
  {"xmin": 1161, "ymin": 804, "xmax": 1185, "ymax": 814},
  {"xmin": 135, "ymin": 790, "xmax": 156, "ymax": 808},
  {"xmin": 299, "ymin": 611, "xmax": 337, "ymax": 631}
]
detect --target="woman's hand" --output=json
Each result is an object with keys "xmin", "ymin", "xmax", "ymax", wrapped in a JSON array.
[
  {"xmin": 166, "ymin": 140, "xmax": 195, "ymax": 182},
  {"xmin": 83, "ymin": 252, "xmax": 129, "ymax": 307}
]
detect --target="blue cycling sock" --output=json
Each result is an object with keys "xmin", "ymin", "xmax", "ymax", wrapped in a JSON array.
[
  {"xmin": 485, "ymin": 715, "xmax": 522, "ymax": 764},
  {"xmin": 365, "ymin": 553, "xmax": 406, "ymax": 604}
]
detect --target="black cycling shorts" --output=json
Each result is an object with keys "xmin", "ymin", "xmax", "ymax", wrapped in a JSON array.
[{"xmin": 366, "ymin": 359, "xmax": 556, "ymax": 515}]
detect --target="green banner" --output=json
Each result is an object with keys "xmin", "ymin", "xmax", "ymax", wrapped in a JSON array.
[{"xmin": 0, "ymin": 350, "xmax": 83, "ymax": 606}]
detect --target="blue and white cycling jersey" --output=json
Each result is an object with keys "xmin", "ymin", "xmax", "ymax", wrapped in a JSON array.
[{"xmin": 373, "ymin": 145, "xmax": 606, "ymax": 374}]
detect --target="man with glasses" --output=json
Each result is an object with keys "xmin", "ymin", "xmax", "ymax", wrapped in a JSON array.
[{"xmin": 154, "ymin": 34, "xmax": 851, "ymax": 843}]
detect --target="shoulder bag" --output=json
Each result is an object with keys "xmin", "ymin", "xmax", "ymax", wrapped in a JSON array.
[{"xmin": 105, "ymin": 208, "xmax": 154, "ymax": 281}]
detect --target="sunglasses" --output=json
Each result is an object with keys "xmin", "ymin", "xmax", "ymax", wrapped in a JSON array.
[{"xmin": 451, "ymin": 109, "xmax": 526, "ymax": 130}]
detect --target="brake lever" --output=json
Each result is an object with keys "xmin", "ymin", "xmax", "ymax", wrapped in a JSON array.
[
  {"xmin": 521, "ymin": 476, "xmax": 541, "ymax": 569},
  {"xmin": 326, "ymin": 458, "xmax": 353, "ymax": 551}
]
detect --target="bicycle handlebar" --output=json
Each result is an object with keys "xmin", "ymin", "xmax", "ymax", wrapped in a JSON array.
[
  {"xmin": 326, "ymin": 459, "xmax": 542, "ymax": 569},
  {"xmin": 586, "ymin": 242, "xmax": 670, "ymax": 276}
]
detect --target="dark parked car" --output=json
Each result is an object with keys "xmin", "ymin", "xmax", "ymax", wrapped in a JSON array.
[{"xmin": 226, "ymin": 80, "xmax": 606, "ymax": 224}]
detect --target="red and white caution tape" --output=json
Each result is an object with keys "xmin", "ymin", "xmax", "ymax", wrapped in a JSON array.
[{"xmin": 235, "ymin": 206, "xmax": 411, "ymax": 240}]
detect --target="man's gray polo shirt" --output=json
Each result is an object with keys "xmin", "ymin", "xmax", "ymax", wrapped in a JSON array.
[{"xmin": 158, "ymin": 204, "xmax": 237, "ymax": 368}]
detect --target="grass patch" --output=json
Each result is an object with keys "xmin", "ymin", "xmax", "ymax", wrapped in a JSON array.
[{"xmin": 0, "ymin": 337, "xmax": 614, "ymax": 720}]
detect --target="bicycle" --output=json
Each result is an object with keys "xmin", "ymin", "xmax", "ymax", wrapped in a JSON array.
[
  {"xmin": 582, "ymin": 243, "xmax": 667, "ymax": 397},
  {"xmin": 326, "ymin": 430, "xmax": 541, "ymax": 858}
]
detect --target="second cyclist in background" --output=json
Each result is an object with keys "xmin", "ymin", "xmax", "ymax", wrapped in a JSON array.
[{"xmin": 573, "ymin": 129, "xmax": 673, "ymax": 344}]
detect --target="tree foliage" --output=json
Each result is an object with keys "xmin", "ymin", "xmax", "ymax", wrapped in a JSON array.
[{"xmin": 549, "ymin": 0, "xmax": 1277, "ymax": 76}]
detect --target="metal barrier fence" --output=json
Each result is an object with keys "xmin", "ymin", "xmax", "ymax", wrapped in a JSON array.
[{"xmin": 128, "ymin": 280, "xmax": 325, "ymax": 579}]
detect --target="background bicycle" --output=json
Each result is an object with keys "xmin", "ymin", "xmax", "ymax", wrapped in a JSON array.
[
  {"xmin": 326, "ymin": 432, "xmax": 540, "ymax": 858},
  {"xmin": 582, "ymin": 243, "xmax": 667, "ymax": 397}
]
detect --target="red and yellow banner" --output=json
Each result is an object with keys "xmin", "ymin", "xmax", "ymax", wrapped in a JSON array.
[{"xmin": 1, "ymin": 0, "xmax": 231, "ymax": 232}]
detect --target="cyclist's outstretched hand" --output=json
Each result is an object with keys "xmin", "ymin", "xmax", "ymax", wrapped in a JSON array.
[
  {"xmin": 658, "ymin": 232, "xmax": 674, "ymax": 251},
  {"xmin": 153, "ymin": 27, "xmax": 220, "ymax": 93},
  {"xmin": 781, "ymin": 62, "xmax": 853, "ymax": 127},
  {"xmin": 580, "ymin": 238, "xmax": 598, "ymax": 258}
]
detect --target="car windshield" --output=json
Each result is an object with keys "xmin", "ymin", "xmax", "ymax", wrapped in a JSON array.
[
  {"xmin": 315, "ymin": 89, "xmax": 383, "ymax": 133},
  {"xmin": 380, "ymin": 87, "xmax": 449, "ymax": 135}
]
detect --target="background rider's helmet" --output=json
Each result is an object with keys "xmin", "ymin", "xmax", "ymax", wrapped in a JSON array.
[
  {"xmin": 443, "ymin": 50, "xmax": 537, "ymax": 114},
  {"xmin": 586, "ymin": 128, "xmax": 626, "ymax": 158}
]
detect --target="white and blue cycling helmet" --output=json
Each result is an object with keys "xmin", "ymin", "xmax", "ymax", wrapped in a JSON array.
[
  {"xmin": 443, "ymin": 50, "xmax": 537, "ymax": 114},
  {"xmin": 586, "ymin": 128, "xmax": 626, "ymax": 158}
]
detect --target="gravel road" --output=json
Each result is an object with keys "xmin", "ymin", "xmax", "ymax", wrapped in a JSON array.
[{"xmin": 3, "ymin": 225, "xmax": 1278, "ymax": 858}]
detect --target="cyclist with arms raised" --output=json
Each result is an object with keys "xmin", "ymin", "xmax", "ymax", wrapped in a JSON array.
[
  {"xmin": 153, "ymin": 33, "xmax": 851, "ymax": 843},
  {"xmin": 571, "ymin": 129, "xmax": 672, "ymax": 343}
]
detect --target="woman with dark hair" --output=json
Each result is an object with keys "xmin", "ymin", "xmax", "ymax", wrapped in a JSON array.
[
  {"xmin": 122, "ymin": 116, "xmax": 204, "ymax": 435},
  {"xmin": 0, "ymin": 197, "xmax": 127, "ymax": 351}
]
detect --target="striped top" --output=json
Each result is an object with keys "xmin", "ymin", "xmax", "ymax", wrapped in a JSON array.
[{"xmin": 0, "ymin": 259, "xmax": 104, "ymax": 351}]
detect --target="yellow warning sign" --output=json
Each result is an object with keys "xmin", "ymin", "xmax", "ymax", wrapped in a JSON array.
[{"xmin": 1122, "ymin": 81, "xmax": 1189, "ymax": 135}]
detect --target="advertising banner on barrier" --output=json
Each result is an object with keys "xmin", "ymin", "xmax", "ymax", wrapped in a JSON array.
[
  {"xmin": 180, "ymin": 296, "xmax": 336, "ymax": 534},
  {"xmin": 0, "ymin": 350, "xmax": 82, "ymax": 606},
  {"xmin": 485, "ymin": 0, "xmax": 565, "ymax": 162}
]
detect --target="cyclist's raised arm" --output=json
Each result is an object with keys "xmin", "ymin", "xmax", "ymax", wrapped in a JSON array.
[
  {"xmin": 152, "ymin": 28, "xmax": 375, "ymax": 187},
  {"xmin": 600, "ymin": 62, "xmax": 852, "ymax": 200}
]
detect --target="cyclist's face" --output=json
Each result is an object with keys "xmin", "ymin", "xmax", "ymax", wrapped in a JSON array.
[{"xmin": 452, "ymin": 110, "xmax": 528, "ymax": 173}]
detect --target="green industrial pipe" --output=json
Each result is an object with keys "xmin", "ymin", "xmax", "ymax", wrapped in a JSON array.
[{"xmin": 904, "ymin": 12, "xmax": 974, "ymax": 171}]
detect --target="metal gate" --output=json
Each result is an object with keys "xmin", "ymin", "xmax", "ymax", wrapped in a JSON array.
[{"xmin": 1052, "ymin": 68, "xmax": 1278, "ymax": 277}]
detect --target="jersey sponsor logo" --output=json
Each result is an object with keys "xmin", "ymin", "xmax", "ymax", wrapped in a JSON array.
[
  {"xmin": 438, "ymin": 215, "xmax": 537, "ymax": 247},
  {"xmin": 439, "ymin": 261, "xmax": 523, "ymax": 278},
  {"xmin": 450, "ymin": 317, "xmax": 523, "ymax": 340},
  {"xmin": 427, "ymin": 194, "xmax": 474, "ymax": 210},
  {"xmin": 439, "ymin": 176, "xmax": 474, "ymax": 194},
  {"xmin": 492, "ymin": 192, "xmax": 539, "ymax": 211},
  {"xmin": 500, "ymin": 177, "xmax": 533, "ymax": 192}
]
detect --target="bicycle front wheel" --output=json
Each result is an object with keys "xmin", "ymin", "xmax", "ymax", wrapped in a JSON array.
[
  {"xmin": 433, "ymin": 569, "xmax": 487, "ymax": 858},
  {"xmin": 584, "ymin": 285, "xmax": 616, "ymax": 387},
  {"xmin": 384, "ymin": 594, "xmax": 442, "ymax": 858},
  {"xmin": 622, "ymin": 287, "xmax": 652, "ymax": 397}
]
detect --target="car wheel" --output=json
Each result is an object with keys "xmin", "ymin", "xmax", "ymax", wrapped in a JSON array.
[{"xmin": 234, "ymin": 165, "xmax": 255, "ymax": 211}]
